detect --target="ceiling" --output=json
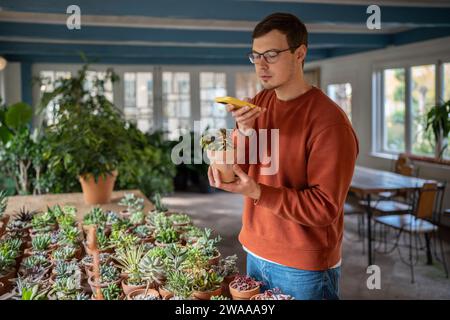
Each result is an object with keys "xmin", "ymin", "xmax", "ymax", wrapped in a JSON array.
[{"xmin": 0, "ymin": 0, "xmax": 449, "ymax": 65}]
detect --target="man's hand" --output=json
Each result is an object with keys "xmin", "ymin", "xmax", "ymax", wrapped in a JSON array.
[
  {"xmin": 226, "ymin": 97, "xmax": 265, "ymax": 132},
  {"xmin": 208, "ymin": 164, "xmax": 261, "ymax": 200}
]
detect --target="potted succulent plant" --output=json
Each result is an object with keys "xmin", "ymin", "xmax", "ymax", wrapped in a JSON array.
[
  {"xmin": 212, "ymin": 254, "xmax": 239, "ymax": 297},
  {"xmin": 192, "ymin": 269, "xmax": 223, "ymax": 300},
  {"xmin": 161, "ymin": 269, "xmax": 194, "ymax": 300},
  {"xmin": 132, "ymin": 225, "xmax": 154, "ymax": 243},
  {"xmin": 229, "ymin": 275, "xmax": 261, "ymax": 300},
  {"xmin": 250, "ymin": 288, "xmax": 294, "ymax": 300},
  {"xmin": 92, "ymin": 283, "xmax": 124, "ymax": 300},
  {"xmin": 118, "ymin": 193, "xmax": 145, "ymax": 217},
  {"xmin": 154, "ymin": 227, "xmax": 180, "ymax": 247},
  {"xmin": 138, "ymin": 254, "xmax": 166, "ymax": 289},
  {"xmin": 200, "ymin": 128, "xmax": 235, "ymax": 183},
  {"xmin": 114, "ymin": 245, "xmax": 147, "ymax": 295},
  {"xmin": 19, "ymin": 254, "xmax": 53, "ymax": 278},
  {"xmin": 0, "ymin": 238, "xmax": 22, "ymax": 293},
  {"xmin": 193, "ymin": 228, "xmax": 222, "ymax": 265},
  {"xmin": 87, "ymin": 262, "xmax": 122, "ymax": 293}
]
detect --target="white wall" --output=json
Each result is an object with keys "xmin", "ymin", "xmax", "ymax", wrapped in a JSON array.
[{"xmin": 306, "ymin": 36, "xmax": 450, "ymax": 210}]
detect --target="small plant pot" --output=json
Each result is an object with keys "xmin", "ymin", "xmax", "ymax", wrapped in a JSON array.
[
  {"xmin": 121, "ymin": 279, "xmax": 147, "ymax": 296},
  {"xmin": 87, "ymin": 275, "xmax": 122, "ymax": 293},
  {"xmin": 158, "ymin": 286, "xmax": 173, "ymax": 299},
  {"xmin": 79, "ymin": 170, "xmax": 118, "ymax": 205},
  {"xmin": 127, "ymin": 288, "xmax": 160, "ymax": 300},
  {"xmin": 206, "ymin": 149, "xmax": 236, "ymax": 183},
  {"xmin": 208, "ymin": 252, "xmax": 221, "ymax": 266},
  {"xmin": 193, "ymin": 286, "xmax": 222, "ymax": 300},
  {"xmin": 229, "ymin": 281, "xmax": 260, "ymax": 300},
  {"xmin": 221, "ymin": 274, "xmax": 237, "ymax": 298}
]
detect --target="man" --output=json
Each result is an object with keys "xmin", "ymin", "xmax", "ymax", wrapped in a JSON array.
[{"xmin": 208, "ymin": 12, "xmax": 358, "ymax": 300}]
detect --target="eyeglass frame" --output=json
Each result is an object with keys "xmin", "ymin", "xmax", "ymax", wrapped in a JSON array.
[{"xmin": 247, "ymin": 45, "xmax": 301, "ymax": 64}]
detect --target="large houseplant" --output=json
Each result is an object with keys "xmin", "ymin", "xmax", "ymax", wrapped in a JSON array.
[
  {"xmin": 425, "ymin": 99, "xmax": 450, "ymax": 160},
  {"xmin": 39, "ymin": 64, "xmax": 132, "ymax": 204}
]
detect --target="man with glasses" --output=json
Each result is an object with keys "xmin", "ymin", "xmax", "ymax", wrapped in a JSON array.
[{"xmin": 208, "ymin": 12, "xmax": 359, "ymax": 300}]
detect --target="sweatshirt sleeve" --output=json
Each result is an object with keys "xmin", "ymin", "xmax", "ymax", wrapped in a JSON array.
[{"xmin": 254, "ymin": 124, "xmax": 359, "ymax": 227}]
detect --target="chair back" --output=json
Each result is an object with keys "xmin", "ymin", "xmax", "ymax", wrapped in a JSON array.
[{"xmin": 415, "ymin": 183, "xmax": 438, "ymax": 220}]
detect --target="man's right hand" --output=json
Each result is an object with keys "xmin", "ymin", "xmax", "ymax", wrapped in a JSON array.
[{"xmin": 226, "ymin": 97, "xmax": 266, "ymax": 132}]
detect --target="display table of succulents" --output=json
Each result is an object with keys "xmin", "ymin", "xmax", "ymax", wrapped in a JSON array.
[{"xmin": 0, "ymin": 190, "xmax": 249, "ymax": 300}]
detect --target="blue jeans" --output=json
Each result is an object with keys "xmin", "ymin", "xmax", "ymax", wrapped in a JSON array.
[{"xmin": 246, "ymin": 253, "xmax": 341, "ymax": 300}]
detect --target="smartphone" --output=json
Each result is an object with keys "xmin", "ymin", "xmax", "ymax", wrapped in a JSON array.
[{"xmin": 215, "ymin": 96, "xmax": 259, "ymax": 109}]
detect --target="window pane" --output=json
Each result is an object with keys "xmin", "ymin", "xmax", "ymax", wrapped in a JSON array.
[
  {"xmin": 383, "ymin": 68, "xmax": 405, "ymax": 153},
  {"xmin": 39, "ymin": 70, "xmax": 71, "ymax": 126},
  {"xmin": 327, "ymin": 83, "xmax": 352, "ymax": 122},
  {"xmin": 444, "ymin": 63, "xmax": 450, "ymax": 159},
  {"xmin": 235, "ymin": 72, "xmax": 262, "ymax": 100},
  {"xmin": 163, "ymin": 72, "xmax": 191, "ymax": 140},
  {"xmin": 411, "ymin": 65, "xmax": 435, "ymax": 157},
  {"xmin": 200, "ymin": 72, "xmax": 227, "ymax": 132}
]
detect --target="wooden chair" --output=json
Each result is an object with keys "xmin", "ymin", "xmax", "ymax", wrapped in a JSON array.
[{"xmin": 373, "ymin": 183, "xmax": 448, "ymax": 283}]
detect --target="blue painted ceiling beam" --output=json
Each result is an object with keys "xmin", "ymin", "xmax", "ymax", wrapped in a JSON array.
[
  {"xmin": 0, "ymin": 22, "xmax": 389, "ymax": 49},
  {"xmin": 1, "ymin": 0, "xmax": 450, "ymax": 27}
]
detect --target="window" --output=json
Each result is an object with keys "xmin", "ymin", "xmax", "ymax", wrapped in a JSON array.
[
  {"xmin": 411, "ymin": 65, "xmax": 435, "ymax": 156},
  {"xmin": 383, "ymin": 69, "xmax": 405, "ymax": 153},
  {"xmin": 376, "ymin": 62, "xmax": 449, "ymax": 160},
  {"xmin": 162, "ymin": 72, "xmax": 190, "ymax": 140},
  {"xmin": 235, "ymin": 72, "xmax": 262, "ymax": 100},
  {"xmin": 124, "ymin": 72, "xmax": 154, "ymax": 132},
  {"xmin": 85, "ymin": 71, "xmax": 114, "ymax": 102},
  {"xmin": 200, "ymin": 72, "xmax": 227, "ymax": 132},
  {"xmin": 39, "ymin": 70, "xmax": 71, "ymax": 125},
  {"xmin": 327, "ymin": 83, "xmax": 352, "ymax": 122}
]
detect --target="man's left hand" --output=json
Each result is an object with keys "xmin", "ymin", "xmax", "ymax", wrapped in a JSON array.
[{"xmin": 208, "ymin": 164, "xmax": 261, "ymax": 200}]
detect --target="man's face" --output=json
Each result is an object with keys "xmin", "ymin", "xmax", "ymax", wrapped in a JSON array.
[{"xmin": 252, "ymin": 29, "xmax": 304, "ymax": 90}]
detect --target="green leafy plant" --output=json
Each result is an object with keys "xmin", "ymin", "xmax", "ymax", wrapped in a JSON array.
[
  {"xmin": 114, "ymin": 245, "xmax": 145, "ymax": 285},
  {"xmin": 151, "ymin": 192, "xmax": 168, "ymax": 213},
  {"xmin": 165, "ymin": 269, "xmax": 194, "ymax": 299},
  {"xmin": 210, "ymin": 295, "xmax": 230, "ymax": 300},
  {"xmin": 425, "ymin": 99, "xmax": 450, "ymax": 159},
  {"xmin": 57, "ymin": 226, "xmax": 80, "ymax": 246},
  {"xmin": 31, "ymin": 233, "xmax": 52, "ymax": 252},
  {"xmin": 99, "ymin": 263, "xmax": 120, "ymax": 283},
  {"xmin": 132, "ymin": 224, "xmax": 153, "ymax": 239},
  {"xmin": 83, "ymin": 207, "xmax": 107, "ymax": 226},
  {"xmin": 129, "ymin": 211, "xmax": 145, "ymax": 225},
  {"xmin": 119, "ymin": 193, "xmax": 144, "ymax": 212},
  {"xmin": 200, "ymin": 128, "xmax": 233, "ymax": 151},
  {"xmin": 52, "ymin": 246, "xmax": 77, "ymax": 261},
  {"xmin": 100, "ymin": 283, "xmax": 122, "ymax": 300},
  {"xmin": 21, "ymin": 254, "xmax": 51, "ymax": 274},
  {"xmin": 31, "ymin": 210, "xmax": 57, "ymax": 232},
  {"xmin": 138, "ymin": 254, "xmax": 166, "ymax": 286},
  {"xmin": 15, "ymin": 277, "xmax": 49, "ymax": 300},
  {"xmin": 169, "ymin": 213, "xmax": 191, "ymax": 225},
  {"xmin": 194, "ymin": 228, "xmax": 221, "ymax": 258},
  {"xmin": 192, "ymin": 269, "xmax": 223, "ymax": 292},
  {"xmin": 155, "ymin": 227, "xmax": 179, "ymax": 244}
]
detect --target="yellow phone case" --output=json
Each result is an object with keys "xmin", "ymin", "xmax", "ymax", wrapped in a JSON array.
[{"xmin": 215, "ymin": 96, "xmax": 258, "ymax": 109}]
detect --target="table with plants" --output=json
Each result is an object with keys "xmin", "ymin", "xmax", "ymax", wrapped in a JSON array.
[{"xmin": 0, "ymin": 189, "xmax": 295, "ymax": 300}]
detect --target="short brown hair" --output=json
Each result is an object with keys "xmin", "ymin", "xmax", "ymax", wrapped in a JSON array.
[{"xmin": 252, "ymin": 13, "xmax": 308, "ymax": 64}]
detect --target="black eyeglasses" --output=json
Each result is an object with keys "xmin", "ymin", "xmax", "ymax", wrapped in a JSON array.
[{"xmin": 247, "ymin": 45, "xmax": 300, "ymax": 64}]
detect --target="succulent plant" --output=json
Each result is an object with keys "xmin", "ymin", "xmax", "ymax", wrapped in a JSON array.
[
  {"xmin": 213, "ymin": 254, "xmax": 239, "ymax": 278},
  {"xmin": 165, "ymin": 269, "xmax": 194, "ymax": 299},
  {"xmin": 57, "ymin": 226, "xmax": 80, "ymax": 246},
  {"xmin": 109, "ymin": 230, "xmax": 139, "ymax": 250},
  {"xmin": 15, "ymin": 277, "xmax": 49, "ymax": 300},
  {"xmin": 13, "ymin": 206, "xmax": 37, "ymax": 224},
  {"xmin": 210, "ymin": 295, "xmax": 230, "ymax": 300},
  {"xmin": 139, "ymin": 255, "xmax": 166, "ymax": 286},
  {"xmin": 51, "ymin": 274, "xmax": 83, "ymax": 300},
  {"xmin": 155, "ymin": 227, "xmax": 179, "ymax": 244},
  {"xmin": 31, "ymin": 233, "xmax": 52, "ymax": 252},
  {"xmin": 192, "ymin": 269, "xmax": 223, "ymax": 292},
  {"xmin": 53, "ymin": 260, "xmax": 80, "ymax": 278},
  {"xmin": 21, "ymin": 254, "xmax": 51, "ymax": 274},
  {"xmin": 130, "ymin": 210, "xmax": 145, "ymax": 225},
  {"xmin": 52, "ymin": 246, "xmax": 77, "ymax": 261},
  {"xmin": 81, "ymin": 252, "xmax": 111, "ymax": 267},
  {"xmin": 254, "ymin": 288, "xmax": 295, "ymax": 300},
  {"xmin": 147, "ymin": 212, "xmax": 171, "ymax": 230},
  {"xmin": 119, "ymin": 193, "xmax": 144, "ymax": 212},
  {"xmin": 100, "ymin": 283, "xmax": 122, "ymax": 300},
  {"xmin": 151, "ymin": 192, "xmax": 168, "ymax": 213},
  {"xmin": 169, "ymin": 213, "xmax": 191, "ymax": 225},
  {"xmin": 83, "ymin": 207, "xmax": 107, "ymax": 226},
  {"xmin": 194, "ymin": 228, "xmax": 221, "ymax": 258},
  {"xmin": 132, "ymin": 224, "xmax": 152, "ymax": 239},
  {"xmin": 31, "ymin": 211, "xmax": 57, "ymax": 232},
  {"xmin": 99, "ymin": 263, "xmax": 120, "ymax": 283},
  {"xmin": 200, "ymin": 128, "xmax": 233, "ymax": 151},
  {"xmin": 114, "ymin": 245, "xmax": 145, "ymax": 285},
  {"xmin": 230, "ymin": 275, "xmax": 262, "ymax": 291}
]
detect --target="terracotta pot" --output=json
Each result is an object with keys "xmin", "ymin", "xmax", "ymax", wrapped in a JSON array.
[
  {"xmin": 193, "ymin": 286, "xmax": 222, "ymax": 300},
  {"xmin": 229, "ymin": 281, "xmax": 260, "ymax": 300},
  {"xmin": 127, "ymin": 288, "xmax": 160, "ymax": 300},
  {"xmin": 78, "ymin": 170, "xmax": 118, "ymax": 205},
  {"xmin": 206, "ymin": 149, "xmax": 236, "ymax": 183},
  {"xmin": 158, "ymin": 286, "xmax": 173, "ymax": 299},
  {"xmin": 221, "ymin": 274, "xmax": 237, "ymax": 298},
  {"xmin": 0, "ymin": 267, "xmax": 16, "ymax": 285},
  {"xmin": 121, "ymin": 279, "xmax": 147, "ymax": 296},
  {"xmin": 87, "ymin": 274, "xmax": 122, "ymax": 293},
  {"xmin": 208, "ymin": 252, "xmax": 221, "ymax": 266}
]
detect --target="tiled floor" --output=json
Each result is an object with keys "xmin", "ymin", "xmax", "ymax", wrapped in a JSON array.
[{"xmin": 163, "ymin": 190, "xmax": 450, "ymax": 299}]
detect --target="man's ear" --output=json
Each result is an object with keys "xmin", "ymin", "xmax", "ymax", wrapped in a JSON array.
[{"xmin": 297, "ymin": 45, "xmax": 307, "ymax": 61}]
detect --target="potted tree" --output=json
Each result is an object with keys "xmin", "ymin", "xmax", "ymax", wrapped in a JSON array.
[
  {"xmin": 39, "ymin": 64, "xmax": 133, "ymax": 204},
  {"xmin": 200, "ymin": 128, "xmax": 235, "ymax": 183},
  {"xmin": 426, "ymin": 99, "xmax": 450, "ymax": 160}
]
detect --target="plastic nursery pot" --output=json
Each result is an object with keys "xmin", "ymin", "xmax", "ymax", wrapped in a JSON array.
[
  {"xmin": 78, "ymin": 170, "xmax": 118, "ymax": 205},
  {"xmin": 229, "ymin": 281, "xmax": 260, "ymax": 300},
  {"xmin": 127, "ymin": 288, "xmax": 160, "ymax": 300},
  {"xmin": 206, "ymin": 149, "xmax": 236, "ymax": 183}
]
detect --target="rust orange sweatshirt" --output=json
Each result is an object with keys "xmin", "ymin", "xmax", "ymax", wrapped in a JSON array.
[{"xmin": 233, "ymin": 86, "xmax": 359, "ymax": 271}]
